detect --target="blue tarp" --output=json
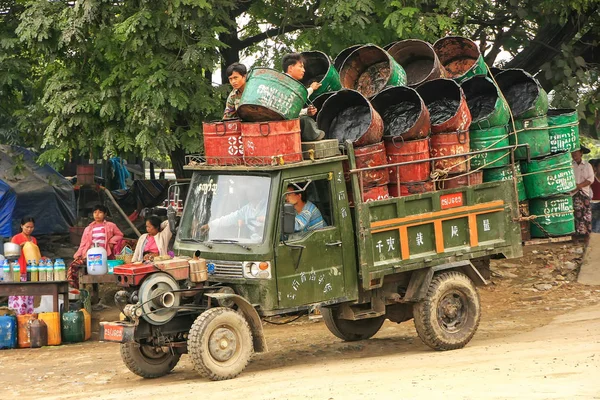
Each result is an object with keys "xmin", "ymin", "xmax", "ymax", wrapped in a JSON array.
[{"xmin": 0, "ymin": 180, "xmax": 17, "ymax": 238}]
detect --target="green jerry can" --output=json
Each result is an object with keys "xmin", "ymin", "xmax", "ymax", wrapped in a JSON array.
[{"xmin": 61, "ymin": 311, "xmax": 85, "ymax": 343}]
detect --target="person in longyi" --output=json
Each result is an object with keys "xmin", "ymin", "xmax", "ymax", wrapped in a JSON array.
[{"xmin": 8, "ymin": 217, "xmax": 37, "ymax": 315}]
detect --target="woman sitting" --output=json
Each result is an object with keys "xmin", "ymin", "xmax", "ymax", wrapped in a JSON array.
[
  {"xmin": 9, "ymin": 217, "xmax": 37, "ymax": 314},
  {"xmin": 132, "ymin": 216, "xmax": 172, "ymax": 262}
]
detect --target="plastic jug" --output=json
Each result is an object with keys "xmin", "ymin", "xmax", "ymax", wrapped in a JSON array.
[
  {"xmin": 61, "ymin": 311, "xmax": 85, "ymax": 343},
  {"xmin": 38, "ymin": 312, "xmax": 61, "ymax": 345},
  {"xmin": 0, "ymin": 315, "xmax": 17, "ymax": 349},
  {"xmin": 86, "ymin": 242, "xmax": 107, "ymax": 275},
  {"xmin": 30, "ymin": 315, "xmax": 48, "ymax": 348},
  {"xmin": 22, "ymin": 241, "xmax": 41, "ymax": 264},
  {"xmin": 17, "ymin": 314, "xmax": 34, "ymax": 348},
  {"xmin": 81, "ymin": 308, "xmax": 92, "ymax": 341}
]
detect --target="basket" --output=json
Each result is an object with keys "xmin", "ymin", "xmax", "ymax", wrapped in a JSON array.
[{"xmin": 115, "ymin": 254, "xmax": 133, "ymax": 264}]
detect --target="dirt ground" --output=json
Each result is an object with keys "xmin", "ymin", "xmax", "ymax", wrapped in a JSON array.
[{"xmin": 1, "ymin": 243, "xmax": 600, "ymax": 399}]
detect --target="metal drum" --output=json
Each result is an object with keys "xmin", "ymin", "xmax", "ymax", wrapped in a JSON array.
[
  {"xmin": 521, "ymin": 152, "xmax": 576, "ymax": 199},
  {"xmin": 529, "ymin": 195, "xmax": 575, "ymax": 238},
  {"xmin": 433, "ymin": 36, "xmax": 487, "ymax": 83}
]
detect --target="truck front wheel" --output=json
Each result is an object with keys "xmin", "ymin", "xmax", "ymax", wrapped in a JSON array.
[
  {"xmin": 413, "ymin": 271, "xmax": 481, "ymax": 351},
  {"xmin": 321, "ymin": 306, "xmax": 385, "ymax": 341},
  {"xmin": 120, "ymin": 342, "xmax": 181, "ymax": 378},
  {"xmin": 187, "ymin": 307, "xmax": 253, "ymax": 381}
]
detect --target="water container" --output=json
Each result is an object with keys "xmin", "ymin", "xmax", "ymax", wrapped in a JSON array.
[
  {"xmin": 0, "ymin": 315, "xmax": 17, "ymax": 349},
  {"xmin": 22, "ymin": 241, "xmax": 41, "ymax": 264},
  {"xmin": 81, "ymin": 309, "xmax": 92, "ymax": 341},
  {"xmin": 86, "ymin": 243, "xmax": 107, "ymax": 275},
  {"xmin": 38, "ymin": 312, "xmax": 61, "ymax": 345},
  {"xmin": 17, "ymin": 314, "xmax": 34, "ymax": 348},
  {"xmin": 61, "ymin": 311, "xmax": 85, "ymax": 343},
  {"xmin": 30, "ymin": 315, "xmax": 48, "ymax": 348}
]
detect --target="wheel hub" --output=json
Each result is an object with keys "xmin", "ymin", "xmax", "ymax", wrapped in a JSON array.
[
  {"xmin": 209, "ymin": 327, "xmax": 238, "ymax": 362},
  {"xmin": 437, "ymin": 291, "xmax": 467, "ymax": 333}
]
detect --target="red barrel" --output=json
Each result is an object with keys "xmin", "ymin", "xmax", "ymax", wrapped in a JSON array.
[
  {"xmin": 389, "ymin": 181, "xmax": 434, "ymax": 197},
  {"xmin": 385, "ymin": 137, "xmax": 431, "ymax": 184},
  {"xmin": 241, "ymin": 119, "xmax": 302, "ymax": 165},
  {"xmin": 347, "ymin": 184, "xmax": 390, "ymax": 206},
  {"xmin": 203, "ymin": 120, "xmax": 243, "ymax": 165},
  {"xmin": 317, "ymin": 89, "xmax": 384, "ymax": 147},
  {"xmin": 416, "ymin": 79, "xmax": 471, "ymax": 134},
  {"xmin": 353, "ymin": 141, "xmax": 390, "ymax": 187},
  {"xmin": 429, "ymin": 131, "xmax": 470, "ymax": 174},
  {"xmin": 371, "ymin": 86, "xmax": 430, "ymax": 140},
  {"xmin": 437, "ymin": 171, "xmax": 483, "ymax": 190},
  {"xmin": 387, "ymin": 39, "xmax": 446, "ymax": 86}
]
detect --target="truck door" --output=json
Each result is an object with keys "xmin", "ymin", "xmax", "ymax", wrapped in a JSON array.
[{"xmin": 276, "ymin": 175, "xmax": 347, "ymax": 309}]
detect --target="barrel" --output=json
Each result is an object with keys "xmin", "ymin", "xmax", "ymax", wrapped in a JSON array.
[
  {"xmin": 547, "ymin": 109, "xmax": 580, "ymax": 153},
  {"xmin": 353, "ymin": 142, "xmax": 390, "ymax": 187},
  {"xmin": 437, "ymin": 171, "xmax": 483, "ymax": 190},
  {"xmin": 495, "ymin": 69, "xmax": 548, "ymax": 119},
  {"xmin": 430, "ymin": 131, "xmax": 470, "ymax": 174},
  {"xmin": 317, "ymin": 89, "xmax": 384, "ymax": 147},
  {"xmin": 237, "ymin": 68, "xmax": 308, "ymax": 122},
  {"xmin": 416, "ymin": 79, "xmax": 472, "ymax": 134},
  {"xmin": 38, "ymin": 312, "xmax": 61, "ymax": 346},
  {"xmin": 17, "ymin": 314, "xmax": 34, "ymax": 348},
  {"xmin": 387, "ymin": 39, "xmax": 445, "ymax": 86},
  {"xmin": 348, "ymin": 184, "xmax": 390, "ymax": 206},
  {"xmin": 385, "ymin": 136, "xmax": 431, "ymax": 183},
  {"xmin": 519, "ymin": 201, "xmax": 531, "ymax": 241},
  {"xmin": 202, "ymin": 120, "xmax": 243, "ymax": 165},
  {"xmin": 521, "ymin": 152, "xmax": 576, "ymax": 199},
  {"xmin": 61, "ymin": 310, "xmax": 85, "ymax": 343},
  {"xmin": 311, "ymin": 92, "xmax": 336, "ymax": 120},
  {"xmin": 300, "ymin": 51, "xmax": 342, "ymax": 100},
  {"xmin": 469, "ymin": 125, "xmax": 510, "ymax": 169},
  {"xmin": 461, "ymin": 76, "xmax": 510, "ymax": 128},
  {"xmin": 339, "ymin": 44, "xmax": 407, "ymax": 98},
  {"xmin": 371, "ymin": 86, "xmax": 430, "ymax": 140},
  {"xmin": 0, "ymin": 315, "xmax": 17, "ymax": 349},
  {"xmin": 433, "ymin": 36, "xmax": 487, "ymax": 82},
  {"xmin": 510, "ymin": 115, "xmax": 551, "ymax": 160},
  {"xmin": 334, "ymin": 45, "xmax": 362, "ymax": 72},
  {"xmin": 483, "ymin": 164, "xmax": 527, "ymax": 202},
  {"xmin": 529, "ymin": 195, "xmax": 575, "ymax": 238},
  {"xmin": 389, "ymin": 180, "xmax": 434, "ymax": 197},
  {"xmin": 241, "ymin": 119, "xmax": 303, "ymax": 165},
  {"xmin": 489, "ymin": 67, "xmax": 503, "ymax": 77}
]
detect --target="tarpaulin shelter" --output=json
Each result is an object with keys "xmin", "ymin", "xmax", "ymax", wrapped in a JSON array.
[{"xmin": 0, "ymin": 145, "xmax": 76, "ymax": 236}]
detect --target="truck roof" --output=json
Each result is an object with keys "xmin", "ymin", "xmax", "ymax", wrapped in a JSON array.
[{"xmin": 184, "ymin": 155, "xmax": 348, "ymax": 172}]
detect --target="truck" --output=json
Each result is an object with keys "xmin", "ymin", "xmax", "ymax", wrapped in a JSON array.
[{"xmin": 100, "ymin": 141, "xmax": 523, "ymax": 381}]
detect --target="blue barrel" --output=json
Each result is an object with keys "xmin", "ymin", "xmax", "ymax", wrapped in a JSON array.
[{"xmin": 0, "ymin": 315, "xmax": 18, "ymax": 349}]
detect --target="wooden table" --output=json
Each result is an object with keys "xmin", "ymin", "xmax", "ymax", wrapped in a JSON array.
[
  {"xmin": 79, "ymin": 273, "xmax": 116, "ymax": 304},
  {"xmin": 0, "ymin": 281, "xmax": 70, "ymax": 312}
]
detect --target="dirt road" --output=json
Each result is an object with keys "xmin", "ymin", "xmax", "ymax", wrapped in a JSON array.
[{"xmin": 2, "ymin": 243, "xmax": 600, "ymax": 399}]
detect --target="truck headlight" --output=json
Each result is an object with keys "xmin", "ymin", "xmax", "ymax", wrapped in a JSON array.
[{"xmin": 243, "ymin": 261, "xmax": 271, "ymax": 279}]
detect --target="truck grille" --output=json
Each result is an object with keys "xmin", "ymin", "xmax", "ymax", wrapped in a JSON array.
[{"xmin": 207, "ymin": 260, "xmax": 244, "ymax": 279}]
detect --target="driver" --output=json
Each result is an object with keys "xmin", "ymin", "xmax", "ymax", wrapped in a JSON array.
[{"xmin": 285, "ymin": 184, "xmax": 326, "ymax": 235}]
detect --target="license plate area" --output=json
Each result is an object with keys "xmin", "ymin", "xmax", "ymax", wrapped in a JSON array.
[{"xmin": 99, "ymin": 321, "xmax": 136, "ymax": 343}]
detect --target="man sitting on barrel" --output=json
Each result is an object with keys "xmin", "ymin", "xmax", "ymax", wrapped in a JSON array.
[{"xmin": 223, "ymin": 62, "xmax": 247, "ymax": 120}]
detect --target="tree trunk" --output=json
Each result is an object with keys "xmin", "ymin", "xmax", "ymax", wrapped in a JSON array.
[{"xmin": 169, "ymin": 146, "xmax": 188, "ymax": 180}]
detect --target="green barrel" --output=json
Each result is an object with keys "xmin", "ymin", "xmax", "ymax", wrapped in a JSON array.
[
  {"xmin": 470, "ymin": 125, "xmax": 510, "ymax": 169},
  {"xmin": 521, "ymin": 152, "xmax": 576, "ymax": 199},
  {"xmin": 339, "ymin": 44, "xmax": 406, "ymax": 98},
  {"xmin": 496, "ymin": 69, "xmax": 548, "ymax": 119},
  {"xmin": 301, "ymin": 51, "xmax": 342, "ymax": 101},
  {"xmin": 237, "ymin": 67, "xmax": 308, "ymax": 122},
  {"xmin": 461, "ymin": 76, "xmax": 510, "ymax": 129},
  {"xmin": 529, "ymin": 195, "xmax": 575, "ymax": 238},
  {"xmin": 433, "ymin": 36, "xmax": 487, "ymax": 83},
  {"xmin": 547, "ymin": 108, "xmax": 580, "ymax": 153},
  {"xmin": 61, "ymin": 310, "xmax": 85, "ymax": 343},
  {"xmin": 510, "ymin": 115, "xmax": 551, "ymax": 160},
  {"xmin": 483, "ymin": 164, "xmax": 527, "ymax": 202}
]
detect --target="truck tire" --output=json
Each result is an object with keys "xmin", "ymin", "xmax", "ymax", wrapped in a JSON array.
[
  {"xmin": 413, "ymin": 271, "xmax": 481, "ymax": 351},
  {"xmin": 321, "ymin": 306, "xmax": 385, "ymax": 341},
  {"xmin": 187, "ymin": 307, "xmax": 253, "ymax": 381},
  {"xmin": 120, "ymin": 342, "xmax": 181, "ymax": 379}
]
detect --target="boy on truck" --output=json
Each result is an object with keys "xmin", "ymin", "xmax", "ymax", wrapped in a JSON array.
[{"xmin": 223, "ymin": 62, "xmax": 248, "ymax": 120}]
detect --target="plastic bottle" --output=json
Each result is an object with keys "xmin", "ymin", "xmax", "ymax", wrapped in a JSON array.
[
  {"xmin": 38, "ymin": 259, "xmax": 46, "ymax": 282},
  {"xmin": 54, "ymin": 259, "xmax": 66, "ymax": 281},
  {"xmin": 30, "ymin": 315, "xmax": 48, "ymax": 348},
  {"xmin": 46, "ymin": 259, "xmax": 54, "ymax": 281},
  {"xmin": 26, "ymin": 260, "xmax": 32, "ymax": 281},
  {"xmin": 30, "ymin": 259, "xmax": 38, "ymax": 282},
  {"xmin": 12, "ymin": 260, "xmax": 20, "ymax": 282},
  {"xmin": 86, "ymin": 242, "xmax": 107, "ymax": 275},
  {"xmin": 1, "ymin": 259, "xmax": 10, "ymax": 282}
]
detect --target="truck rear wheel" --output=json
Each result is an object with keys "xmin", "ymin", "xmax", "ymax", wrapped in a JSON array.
[
  {"xmin": 413, "ymin": 271, "xmax": 481, "ymax": 351},
  {"xmin": 187, "ymin": 307, "xmax": 253, "ymax": 381},
  {"xmin": 120, "ymin": 342, "xmax": 181, "ymax": 378},
  {"xmin": 321, "ymin": 306, "xmax": 385, "ymax": 341}
]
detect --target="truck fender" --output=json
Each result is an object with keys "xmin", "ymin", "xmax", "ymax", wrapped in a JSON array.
[
  {"xmin": 205, "ymin": 293, "xmax": 268, "ymax": 353},
  {"xmin": 403, "ymin": 261, "xmax": 487, "ymax": 303}
]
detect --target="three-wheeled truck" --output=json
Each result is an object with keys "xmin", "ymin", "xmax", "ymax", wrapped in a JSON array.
[{"xmin": 100, "ymin": 142, "xmax": 523, "ymax": 381}]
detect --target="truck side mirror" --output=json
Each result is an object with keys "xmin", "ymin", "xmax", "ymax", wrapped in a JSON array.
[
  {"xmin": 167, "ymin": 205, "xmax": 178, "ymax": 234},
  {"xmin": 282, "ymin": 203, "xmax": 296, "ymax": 235}
]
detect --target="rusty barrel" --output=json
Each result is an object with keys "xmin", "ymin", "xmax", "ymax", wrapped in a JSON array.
[
  {"xmin": 300, "ymin": 51, "xmax": 342, "ymax": 100},
  {"xmin": 202, "ymin": 120, "xmax": 243, "ymax": 165},
  {"xmin": 310, "ymin": 92, "xmax": 336, "ymax": 120},
  {"xmin": 241, "ymin": 119, "xmax": 303, "ymax": 165},
  {"xmin": 387, "ymin": 39, "xmax": 446, "ymax": 86},
  {"xmin": 348, "ymin": 184, "xmax": 390, "ymax": 206},
  {"xmin": 433, "ymin": 36, "xmax": 487, "ymax": 83},
  {"xmin": 437, "ymin": 171, "xmax": 483, "ymax": 190},
  {"xmin": 352, "ymin": 141, "xmax": 390, "ymax": 187},
  {"xmin": 495, "ymin": 69, "xmax": 548, "ymax": 119},
  {"xmin": 371, "ymin": 86, "xmax": 430, "ymax": 140},
  {"xmin": 334, "ymin": 45, "xmax": 362, "ymax": 72},
  {"xmin": 461, "ymin": 76, "xmax": 510, "ymax": 129},
  {"xmin": 389, "ymin": 180, "xmax": 434, "ymax": 198},
  {"xmin": 317, "ymin": 89, "xmax": 384, "ymax": 147},
  {"xmin": 429, "ymin": 130, "xmax": 470, "ymax": 174},
  {"xmin": 339, "ymin": 44, "xmax": 406, "ymax": 98},
  {"xmin": 416, "ymin": 79, "xmax": 472, "ymax": 134},
  {"xmin": 385, "ymin": 136, "xmax": 431, "ymax": 183}
]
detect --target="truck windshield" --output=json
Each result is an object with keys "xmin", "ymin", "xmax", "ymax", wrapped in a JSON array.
[{"xmin": 178, "ymin": 174, "xmax": 271, "ymax": 244}]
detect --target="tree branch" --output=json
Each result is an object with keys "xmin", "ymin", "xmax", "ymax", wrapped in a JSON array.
[
  {"xmin": 232, "ymin": 0, "xmax": 255, "ymax": 19},
  {"xmin": 237, "ymin": 21, "xmax": 317, "ymax": 49}
]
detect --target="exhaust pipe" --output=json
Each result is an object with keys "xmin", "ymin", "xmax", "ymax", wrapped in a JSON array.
[{"xmin": 160, "ymin": 291, "xmax": 176, "ymax": 308}]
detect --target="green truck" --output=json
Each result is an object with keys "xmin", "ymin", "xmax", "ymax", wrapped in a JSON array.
[{"xmin": 100, "ymin": 142, "xmax": 523, "ymax": 381}]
